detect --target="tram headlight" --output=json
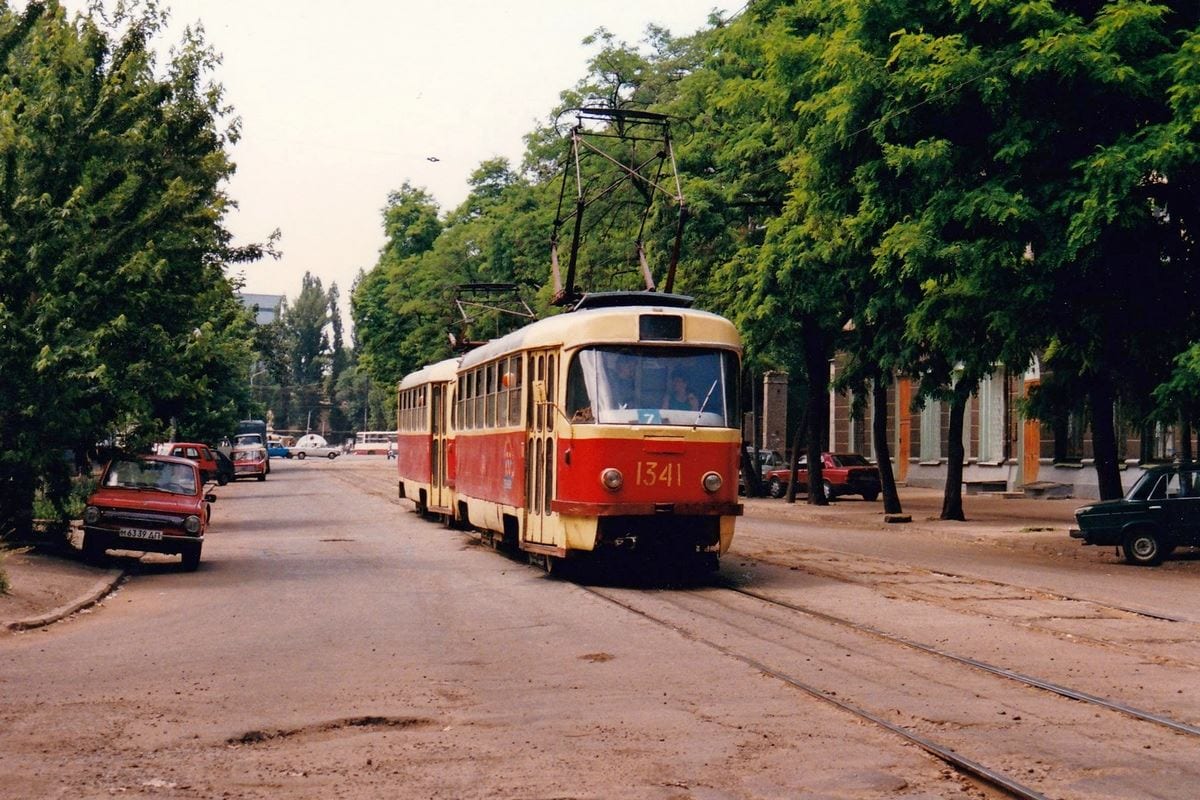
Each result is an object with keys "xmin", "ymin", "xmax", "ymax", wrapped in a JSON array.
[
  {"xmin": 600, "ymin": 468, "xmax": 624, "ymax": 492},
  {"xmin": 702, "ymin": 471, "xmax": 723, "ymax": 493},
  {"xmin": 83, "ymin": 505, "xmax": 101, "ymax": 524}
]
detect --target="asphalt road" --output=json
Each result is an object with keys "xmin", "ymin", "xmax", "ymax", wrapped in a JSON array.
[{"xmin": 2, "ymin": 457, "xmax": 1198, "ymax": 798}]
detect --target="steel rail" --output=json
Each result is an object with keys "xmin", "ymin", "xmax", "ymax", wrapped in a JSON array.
[
  {"xmin": 585, "ymin": 586, "xmax": 1049, "ymax": 800},
  {"xmin": 748, "ymin": 523, "xmax": 1189, "ymax": 623},
  {"xmin": 724, "ymin": 583, "xmax": 1200, "ymax": 738}
]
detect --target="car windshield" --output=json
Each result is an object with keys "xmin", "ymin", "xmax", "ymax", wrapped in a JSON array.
[
  {"xmin": 565, "ymin": 346, "xmax": 738, "ymax": 428},
  {"xmin": 104, "ymin": 459, "xmax": 196, "ymax": 495}
]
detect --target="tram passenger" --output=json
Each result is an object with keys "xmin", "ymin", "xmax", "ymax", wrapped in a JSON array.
[
  {"xmin": 611, "ymin": 356, "xmax": 642, "ymax": 409},
  {"xmin": 663, "ymin": 374, "xmax": 699, "ymax": 412}
]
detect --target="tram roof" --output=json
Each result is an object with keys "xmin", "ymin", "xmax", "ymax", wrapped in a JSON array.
[
  {"xmin": 397, "ymin": 356, "xmax": 460, "ymax": 390},
  {"xmin": 460, "ymin": 303, "xmax": 741, "ymax": 370}
]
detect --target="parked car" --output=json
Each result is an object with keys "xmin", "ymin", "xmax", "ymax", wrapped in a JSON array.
[
  {"xmin": 739, "ymin": 447, "xmax": 786, "ymax": 494},
  {"xmin": 765, "ymin": 452, "xmax": 882, "ymax": 501},
  {"xmin": 235, "ymin": 433, "xmax": 271, "ymax": 474},
  {"xmin": 166, "ymin": 442, "xmax": 224, "ymax": 485},
  {"xmin": 82, "ymin": 454, "xmax": 214, "ymax": 571},
  {"xmin": 231, "ymin": 444, "xmax": 268, "ymax": 481},
  {"xmin": 1070, "ymin": 463, "xmax": 1200, "ymax": 566},
  {"xmin": 292, "ymin": 433, "xmax": 340, "ymax": 460},
  {"xmin": 267, "ymin": 442, "xmax": 291, "ymax": 459},
  {"xmin": 293, "ymin": 443, "xmax": 340, "ymax": 460}
]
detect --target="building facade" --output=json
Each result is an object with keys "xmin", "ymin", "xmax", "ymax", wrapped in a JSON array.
[{"xmin": 825, "ymin": 359, "xmax": 1180, "ymax": 501}]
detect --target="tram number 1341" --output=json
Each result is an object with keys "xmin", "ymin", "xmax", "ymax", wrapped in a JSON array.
[{"xmin": 635, "ymin": 461, "xmax": 683, "ymax": 488}]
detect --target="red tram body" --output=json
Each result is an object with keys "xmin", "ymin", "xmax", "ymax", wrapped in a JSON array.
[{"xmin": 396, "ymin": 295, "xmax": 743, "ymax": 571}]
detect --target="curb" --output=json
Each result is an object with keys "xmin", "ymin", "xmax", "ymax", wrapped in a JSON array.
[{"xmin": 5, "ymin": 569, "xmax": 125, "ymax": 632}]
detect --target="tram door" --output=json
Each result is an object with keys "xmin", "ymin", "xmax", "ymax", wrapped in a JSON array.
[
  {"xmin": 525, "ymin": 350, "xmax": 558, "ymax": 545},
  {"xmin": 430, "ymin": 382, "xmax": 450, "ymax": 511}
]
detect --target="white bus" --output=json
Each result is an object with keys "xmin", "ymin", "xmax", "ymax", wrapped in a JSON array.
[{"xmin": 354, "ymin": 430, "xmax": 397, "ymax": 455}]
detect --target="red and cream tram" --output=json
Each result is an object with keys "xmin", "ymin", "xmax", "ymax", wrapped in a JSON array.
[{"xmin": 396, "ymin": 294, "xmax": 743, "ymax": 571}]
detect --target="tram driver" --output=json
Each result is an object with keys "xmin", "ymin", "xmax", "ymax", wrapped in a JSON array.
[
  {"xmin": 611, "ymin": 355, "xmax": 641, "ymax": 409},
  {"xmin": 663, "ymin": 372, "xmax": 700, "ymax": 412}
]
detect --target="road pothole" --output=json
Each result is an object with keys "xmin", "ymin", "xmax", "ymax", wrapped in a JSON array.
[{"xmin": 226, "ymin": 715, "xmax": 432, "ymax": 746}]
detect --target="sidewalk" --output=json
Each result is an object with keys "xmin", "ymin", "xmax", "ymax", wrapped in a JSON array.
[
  {"xmin": 1, "ymin": 486, "xmax": 1081, "ymax": 633},
  {"xmin": 0, "ymin": 543, "xmax": 124, "ymax": 633},
  {"xmin": 748, "ymin": 485, "xmax": 1079, "ymax": 533}
]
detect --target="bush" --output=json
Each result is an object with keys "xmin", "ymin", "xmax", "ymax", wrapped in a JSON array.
[{"xmin": 32, "ymin": 474, "xmax": 96, "ymax": 524}]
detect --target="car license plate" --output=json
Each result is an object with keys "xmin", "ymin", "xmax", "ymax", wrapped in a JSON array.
[{"xmin": 119, "ymin": 527, "xmax": 163, "ymax": 540}]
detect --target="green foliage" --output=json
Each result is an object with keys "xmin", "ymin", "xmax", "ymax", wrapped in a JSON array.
[
  {"xmin": 349, "ymin": 0, "xmax": 1200, "ymax": 494},
  {"xmin": 0, "ymin": 2, "xmax": 266, "ymax": 535}
]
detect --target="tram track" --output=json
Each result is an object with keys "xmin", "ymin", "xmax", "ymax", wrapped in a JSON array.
[
  {"xmin": 719, "ymin": 582, "xmax": 1200, "ymax": 738},
  {"xmin": 742, "ymin": 540, "xmax": 1200, "ymax": 672},
  {"xmin": 579, "ymin": 576, "xmax": 1200, "ymax": 799},
  {"xmin": 765, "ymin": 547, "xmax": 1191, "ymax": 624}
]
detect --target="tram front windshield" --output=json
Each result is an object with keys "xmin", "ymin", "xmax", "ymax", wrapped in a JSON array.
[{"xmin": 566, "ymin": 346, "xmax": 737, "ymax": 427}]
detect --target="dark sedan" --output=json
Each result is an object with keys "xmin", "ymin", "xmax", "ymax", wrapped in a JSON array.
[{"xmin": 1070, "ymin": 463, "xmax": 1200, "ymax": 565}]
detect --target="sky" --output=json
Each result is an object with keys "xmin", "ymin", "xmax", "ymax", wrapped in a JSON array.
[{"xmin": 62, "ymin": 1, "xmax": 737, "ymax": 322}]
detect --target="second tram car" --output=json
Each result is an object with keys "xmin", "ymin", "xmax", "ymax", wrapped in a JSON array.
[{"xmin": 395, "ymin": 294, "xmax": 743, "ymax": 572}]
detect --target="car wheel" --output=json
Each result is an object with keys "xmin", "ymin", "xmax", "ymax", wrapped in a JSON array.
[
  {"xmin": 257, "ymin": 473, "xmax": 266, "ymax": 482},
  {"xmin": 181, "ymin": 544, "xmax": 202, "ymax": 572},
  {"xmin": 1122, "ymin": 527, "xmax": 1166, "ymax": 566},
  {"xmin": 296, "ymin": 451, "xmax": 306, "ymax": 460},
  {"xmin": 822, "ymin": 480, "xmax": 835, "ymax": 501},
  {"xmin": 768, "ymin": 477, "xmax": 785, "ymax": 499},
  {"xmin": 327, "ymin": 452, "xmax": 337, "ymax": 460},
  {"xmin": 217, "ymin": 474, "xmax": 229, "ymax": 486},
  {"xmin": 862, "ymin": 490, "xmax": 879, "ymax": 502}
]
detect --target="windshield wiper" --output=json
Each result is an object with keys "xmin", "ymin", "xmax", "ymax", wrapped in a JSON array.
[{"xmin": 694, "ymin": 379, "xmax": 720, "ymax": 427}]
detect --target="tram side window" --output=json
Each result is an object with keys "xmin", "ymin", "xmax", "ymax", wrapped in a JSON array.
[
  {"xmin": 472, "ymin": 371, "xmax": 482, "ymax": 431},
  {"xmin": 508, "ymin": 356, "xmax": 523, "ymax": 426},
  {"xmin": 546, "ymin": 354, "xmax": 556, "ymax": 433},
  {"xmin": 454, "ymin": 381, "xmax": 463, "ymax": 429},
  {"xmin": 473, "ymin": 368, "xmax": 484, "ymax": 429},
  {"xmin": 495, "ymin": 357, "xmax": 508, "ymax": 427},
  {"xmin": 486, "ymin": 362, "xmax": 497, "ymax": 428}
]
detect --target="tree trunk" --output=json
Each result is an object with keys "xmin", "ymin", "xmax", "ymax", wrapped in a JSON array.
[
  {"xmin": 872, "ymin": 378, "xmax": 903, "ymax": 514},
  {"xmin": 784, "ymin": 412, "xmax": 808, "ymax": 504},
  {"xmin": 940, "ymin": 381, "xmax": 972, "ymax": 521},
  {"xmin": 1090, "ymin": 382, "xmax": 1124, "ymax": 500},
  {"xmin": 2, "ymin": 471, "xmax": 37, "ymax": 540},
  {"xmin": 1052, "ymin": 415, "xmax": 1070, "ymax": 463},
  {"xmin": 739, "ymin": 445, "xmax": 763, "ymax": 497},
  {"xmin": 1181, "ymin": 416, "xmax": 1192, "ymax": 465},
  {"xmin": 803, "ymin": 324, "xmax": 829, "ymax": 506}
]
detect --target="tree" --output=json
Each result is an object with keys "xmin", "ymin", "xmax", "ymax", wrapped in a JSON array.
[{"xmin": 0, "ymin": 2, "xmax": 263, "ymax": 535}]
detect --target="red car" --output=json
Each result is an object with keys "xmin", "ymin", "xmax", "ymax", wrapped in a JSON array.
[
  {"xmin": 82, "ymin": 454, "xmax": 214, "ymax": 570},
  {"xmin": 231, "ymin": 444, "xmax": 267, "ymax": 481},
  {"xmin": 765, "ymin": 452, "xmax": 882, "ymax": 501},
  {"xmin": 166, "ymin": 441, "xmax": 224, "ymax": 485}
]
